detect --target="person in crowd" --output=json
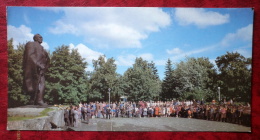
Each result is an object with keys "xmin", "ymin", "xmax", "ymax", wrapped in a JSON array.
[
  {"xmin": 139, "ymin": 106, "xmax": 143, "ymax": 118},
  {"xmin": 106, "ymin": 106, "xmax": 111, "ymax": 119},
  {"xmin": 143, "ymin": 107, "xmax": 147, "ymax": 118},
  {"xmin": 150, "ymin": 106, "xmax": 154, "ymax": 117},
  {"xmin": 115, "ymin": 106, "xmax": 120, "ymax": 117},
  {"xmin": 221, "ymin": 105, "xmax": 227, "ymax": 122},
  {"xmin": 214, "ymin": 106, "xmax": 219, "ymax": 121},
  {"xmin": 205, "ymin": 105, "xmax": 210, "ymax": 120},
  {"xmin": 135, "ymin": 106, "xmax": 140, "ymax": 118},
  {"xmin": 166, "ymin": 105, "xmax": 171, "ymax": 117},
  {"xmin": 147, "ymin": 107, "xmax": 152, "ymax": 117},
  {"xmin": 61, "ymin": 99, "xmax": 250, "ymax": 128},
  {"xmin": 101, "ymin": 105, "xmax": 106, "ymax": 119},
  {"xmin": 129, "ymin": 104, "xmax": 133, "ymax": 118},
  {"xmin": 69, "ymin": 106, "xmax": 74, "ymax": 127},
  {"xmin": 210, "ymin": 105, "xmax": 215, "ymax": 121},
  {"xmin": 86, "ymin": 105, "xmax": 91, "ymax": 124},
  {"xmin": 92, "ymin": 102, "xmax": 97, "ymax": 118},
  {"xmin": 64, "ymin": 107, "xmax": 70, "ymax": 126},
  {"xmin": 170, "ymin": 105, "xmax": 175, "ymax": 117},
  {"xmin": 187, "ymin": 107, "xmax": 192, "ymax": 119},
  {"xmin": 81, "ymin": 105, "xmax": 85, "ymax": 122},
  {"xmin": 73, "ymin": 106, "xmax": 79, "ymax": 127},
  {"xmin": 112, "ymin": 102, "xmax": 116, "ymax": 118},
  {"xmin": 162, "ymin": 105, "xmax": 166, "ymax": 117},
  {"xmin": 230, "ymin": 105, "xmax": 236, "ymax": 123}
]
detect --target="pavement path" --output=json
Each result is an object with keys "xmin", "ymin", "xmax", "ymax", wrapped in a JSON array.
[{"xmin": 70, "ymin": 117, "xmax": 251, "ymax": 132}]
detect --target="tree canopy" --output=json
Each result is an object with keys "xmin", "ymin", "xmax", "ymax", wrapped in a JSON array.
[
  {"xmin": 215, "ymin": 52, "xmax": 251, "ymax": 102},
  {"xmin": 172, "ymin": 57, "xmax": 217, "ymax": 101},
  {"xmin": 123, "ymin": 57, "xmax": 161, "ymax": 102},
  {"xmin": 8, "ymin": 39, "xmax": 28, "ymax": 107},
  {"xmin": 8, "ymin": 39, "xmax": 252, "ymax": 107},
  {"xmin": 45, "ymin": 45, "xmax": 88, "ymax": 105},
  {"xmin": 88, "ymin": 55, "xmax": 119, "ymax": 102}
]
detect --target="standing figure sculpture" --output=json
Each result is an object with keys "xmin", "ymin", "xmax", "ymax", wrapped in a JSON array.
[{"xmin": 23, "ymin": 34, "xmax": 50, "ymax": 106}]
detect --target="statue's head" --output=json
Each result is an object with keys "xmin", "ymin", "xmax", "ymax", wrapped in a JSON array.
[{"xmin": 33, "ymin": 34, "xmax": 43, "ymax": 44}]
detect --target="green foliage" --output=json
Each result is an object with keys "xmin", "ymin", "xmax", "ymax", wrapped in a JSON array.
[
  {"xmin": 45, "ymin": 45, "xmax": 88, "ymax": 105},
  {"xmin": 161, "ymin": 59, "xmax": 177, "ymax": 101},
  {"xmin": 8, "ymin": 39, "xmax": 29, "ymax": 107},
  {"xmin": 123, "ymin": 57, "xmax": 161, "ymax": 102},
  {"xmin": 215, "ymin": 52, "xmax": 251, "ymax": 102},
  {"xmin": 172, "ymin": 57, "xmax": 217, "ymax": 101},
  {"xmin": 88, "ymin": 55, "xmax": 119, "ymax": 102},
  {"xmin": 7, "ymin": 38, "xmax": 252, "ymax": 106}
]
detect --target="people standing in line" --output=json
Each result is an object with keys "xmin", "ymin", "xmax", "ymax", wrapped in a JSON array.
[{"xmin": 60, "ymin": 100, "xmax": 251, "ymax": 128}]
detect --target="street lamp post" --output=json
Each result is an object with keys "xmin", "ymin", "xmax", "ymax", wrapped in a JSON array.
[
  {"xmin": 218, "ymin": 87, "xmax": 220, "ymax": 102},
  {"xmin": 108, "ymin": 88, "xmax": 111, "ymax": 107}
]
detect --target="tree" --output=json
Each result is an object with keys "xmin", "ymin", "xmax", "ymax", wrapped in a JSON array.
[
  {"xmin": 88, "ymin": 55, "xmax": 119, "ymax": 102},
  {"xmin": 215, "ymin": 52, "xmax": 251, "ymax": 102},
  {"xmin": 45, "ymin": 45, "xmax": 88, "ymax": 105},
  {"xmin": 123, "ymin": 57, "xmax": 161, "ymax": 101},
  {"xmin": 148, "ymin": 61, "xmax": 160, "ymax": 80},
  {"xmin": 161, "ymin": 59, "xmax": 177, "ymax": 101},
  {"xmin": 8, "ymin": 39, "xmax": 28, "ymax": 107},
  {"xmin": 173, "ymin": 57, "xmax": 217, "ymax": 101}
]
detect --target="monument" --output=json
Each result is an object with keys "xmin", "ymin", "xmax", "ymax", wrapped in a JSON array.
[{"xmin": 22, "ymin": 34, "xmax": 50, "ymax": 106}]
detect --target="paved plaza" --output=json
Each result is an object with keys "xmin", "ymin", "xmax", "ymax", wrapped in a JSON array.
[{"xmin": 70, "ymin": 117, "xmax": 251, "ymax": 132}]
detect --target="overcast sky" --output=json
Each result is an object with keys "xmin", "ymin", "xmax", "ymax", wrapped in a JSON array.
[{"xmin": 7, "ymin": 7, "xmax": 253, "ymax": 79}]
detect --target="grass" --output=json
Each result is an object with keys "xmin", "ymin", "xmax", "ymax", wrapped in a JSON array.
[{"xmin": 8, "ymin": 108, "xmax": 55, "ymax": 121}]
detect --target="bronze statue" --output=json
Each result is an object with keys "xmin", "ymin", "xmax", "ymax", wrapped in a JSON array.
[{"xmin": 22, "ymin": 34, "xmax": 50, "ymax": 106}]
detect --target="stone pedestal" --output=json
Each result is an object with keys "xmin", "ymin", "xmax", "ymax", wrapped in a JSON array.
[{"xmin": 7, "ymin": 106, "xmax": 65, "ymax": 130}]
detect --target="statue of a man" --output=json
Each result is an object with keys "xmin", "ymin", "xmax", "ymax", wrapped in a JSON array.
[{"xmin": 22, "ymin": 34, "xmax": 50, "ymax": 106}]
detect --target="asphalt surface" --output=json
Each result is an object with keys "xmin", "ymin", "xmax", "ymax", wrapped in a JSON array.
[{"xmin": 69, "ymin": 117, "xmax": 251, "ymax": 132}]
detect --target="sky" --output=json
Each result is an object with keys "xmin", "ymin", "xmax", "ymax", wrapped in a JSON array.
[{"xmin": 7, "ymin": 7, "xmax": 254, "ymax": 79}]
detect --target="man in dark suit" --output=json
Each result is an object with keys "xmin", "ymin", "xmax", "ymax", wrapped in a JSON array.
[
  {"xmin": 22, "ymin": 34, "xmax": 50, "ymax": 106},
  {"xmin": 106, "ymin": 106, "xmax": 111, "ymax": 119},
  {"xmin": 64, "ymin": 107, "xmax": 70, "ymax": 126},
  {"xmin": 69, "ymin": 106, "xmax": 74, "ymax": 127}
]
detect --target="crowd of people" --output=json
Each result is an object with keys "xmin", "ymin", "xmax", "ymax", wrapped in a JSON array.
[{"xmin": 63, "ymin": 100, "xmax": 251, "ymax": 128}]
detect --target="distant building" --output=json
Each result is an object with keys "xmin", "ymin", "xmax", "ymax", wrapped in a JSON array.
[{"xmin": 120, "ymin": 96, "xmax": 127, "ymax": 103}]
